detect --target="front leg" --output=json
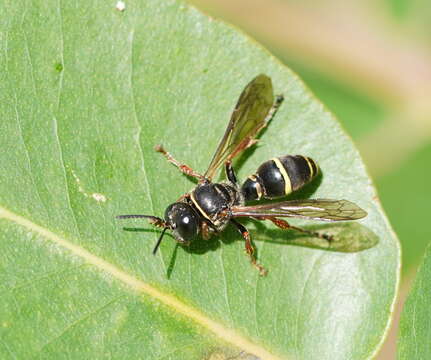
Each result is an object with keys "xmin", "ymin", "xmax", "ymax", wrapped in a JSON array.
[
  {"xmin": 201, "ymin": 221, "xmax": 212, "ymax": 240},
  {"xmin": 155, "ymin": 144, "xmax": 207, "ymax": 182}
]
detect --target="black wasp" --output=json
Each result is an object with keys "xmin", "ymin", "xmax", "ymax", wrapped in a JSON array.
[{"xmin": 117, "ymin": 74, "xmax": 367, "ymax": 275}]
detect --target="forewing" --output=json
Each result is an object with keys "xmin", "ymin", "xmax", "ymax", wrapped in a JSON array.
[
  {"xmin": 231, "ymin": 199, "xmax": 367, "ymax": 222},
  {"xmin": 204, "ymin": 74, "xmax": 274, "ymax": 179}
]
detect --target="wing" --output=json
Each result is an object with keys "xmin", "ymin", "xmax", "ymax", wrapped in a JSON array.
[
  {"xmin": 204, "ymin": 74, "xmax": 275, "ymax": 180},
  {"xmin": 231, "ymin": 199, "xmax": 367, "ymax": 222}
]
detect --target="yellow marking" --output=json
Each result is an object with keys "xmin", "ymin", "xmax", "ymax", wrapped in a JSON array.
[
  {"xmin": 248, "ymin": 175, "xmax": 263, "ymax": 199},
  {"xmin": 0, "ymin": 206, "xmax": 283, "ymax": 360},
  {"xmin": 190, "ymin": 191, "xmax": 212, "ymax": 221},
  {"xmin": 304, "ymin": 156, "xmax": 316, "ymax": 178},
  {"xmin": 272, "ymin": 157, "xmax": 292, "ymax": 195}
]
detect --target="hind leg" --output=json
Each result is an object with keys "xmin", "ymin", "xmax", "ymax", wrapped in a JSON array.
[{"xmin": 266, "ymin": 217, "xmax": 333, "ymax": 241}]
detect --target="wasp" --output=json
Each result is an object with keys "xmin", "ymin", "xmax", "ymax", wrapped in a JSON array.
[{"xmin": 117, "ymin": 74, "xmax": 367, "ymax": 275}]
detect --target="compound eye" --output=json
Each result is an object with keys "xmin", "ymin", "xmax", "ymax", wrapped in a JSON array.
[
  {"xmin": 176, "ymin": 211, "xmax": 199, "ymax": 241},
  {"xmin": 164, "ymin": 203, "xmax": 199, "ymax": 242}
]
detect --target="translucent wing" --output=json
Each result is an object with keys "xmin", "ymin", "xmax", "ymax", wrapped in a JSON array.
[
  {"xmin": 231, "ymin": 199, "xmax": 367, "ymax": 222},
  {"xmin": 204, "ymin": 74, "xmax": 275, "ymax": 180}
]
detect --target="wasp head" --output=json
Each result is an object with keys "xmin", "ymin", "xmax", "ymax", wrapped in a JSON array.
[
  {"xmin": 116, "ymin": 202, "xmax": 200, "ymax": 255},
  {"xmin": 164, "ymin": 202, "xmax": 200, "ymax": 245}
]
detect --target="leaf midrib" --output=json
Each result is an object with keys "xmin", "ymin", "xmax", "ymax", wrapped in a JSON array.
[{"xmin": 0, "ymin": 205, "xmax": 283, "ymax": 360}]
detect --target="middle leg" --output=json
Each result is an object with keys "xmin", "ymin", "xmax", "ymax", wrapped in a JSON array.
[
  {"xmin": 225, "ymin": 161, "xmax": 238, "ymax": 185},
  {"xmin": 231, "ymin": 219, "xmax": 267, "ymax": 276}
]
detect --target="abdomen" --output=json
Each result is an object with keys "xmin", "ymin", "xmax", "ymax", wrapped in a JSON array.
[{"xmin": 241, "ymin": 155, "xmax": 318, "ymax": 201}]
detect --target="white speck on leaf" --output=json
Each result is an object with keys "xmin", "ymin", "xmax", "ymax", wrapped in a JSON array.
[
  {"xmin": 116, "ymin": 1, "xmax": 126, "ymax": 11},
  {"xmin": 71, "ymin": 169, "xmax": 108, "ymax": 202},
  {"xmin": 92, "ymin": 193, "xmax": 107, "ymax": 202},
  {"xmin": 71, "ymin": 169, "xmax": 87, "ymax": 197}
]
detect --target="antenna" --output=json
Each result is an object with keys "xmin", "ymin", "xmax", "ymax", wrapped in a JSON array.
[
  {"xmin": 116, "ymin": 214, "xmax": 169, "ymax": 254},
  {"xmin": 116, "ymin": 214, "xmax": 160, "ymax": 220},
  {"xmin": 153, "ymin": 227, "xmax": 167, "ymax": 255},
  {"xmin": 116, "ymin": 214, "xmax": 167, "ymax": 228}
]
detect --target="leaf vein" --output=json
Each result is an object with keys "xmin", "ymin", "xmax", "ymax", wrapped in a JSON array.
[
  {"xmin": 6, "ymin": 264, "xmax": 88, "ymax": 295},
  {"xmin": 37, "ymin": 295, "xmax": 125, "ymax": 353},
  {"xmin": 129, "ymin": 29, "xmax": 167, "ymax": 273},
  {"xmin": 220, "ymin": 246, "xmax": 234, "ymax": 326},
  {"xmin": 0, "ymin": 206, "xmax": 282, "ymax": 360},
  {"xmin": 294, "ymin": 253, "xmax": 323, "ymax": 358}
]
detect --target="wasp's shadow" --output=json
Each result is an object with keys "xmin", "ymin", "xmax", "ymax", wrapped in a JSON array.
[
  {"xmin": 249, "ymin": 220, "xmax": 379, "ymax": 253},
  {"xmin": 124, "ymin": 217, "xmax": 377, "ymax": 279},
  {"xmin": 122, "ymin": 227, "xmax": 160, "ymax": 234},
  {"xmin": 183, "ymin": 216, "xmax": 377, "ymax": 256}
]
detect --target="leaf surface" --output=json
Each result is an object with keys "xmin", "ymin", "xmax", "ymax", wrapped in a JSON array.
[{"xmin": 397, "ymin": 242, "xmax": 431, "ymax": 359}]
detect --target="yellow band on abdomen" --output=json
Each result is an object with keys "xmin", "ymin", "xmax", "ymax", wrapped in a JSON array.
[{"xmin": 272, "ymin": 157, "xmax": 292, "ymax": 195}]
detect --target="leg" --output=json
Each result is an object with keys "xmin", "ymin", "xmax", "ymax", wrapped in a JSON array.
[
  {"xmin": 201, "ymin": 221, "xmax": 212, "ymax": 240},
  {"xmin": 226, "ymin": 95, "xmax": 285, "ymax": 163},
  {"xmin": 225, "ymin": 161, "xmax": 238, "ymax": 185},
  {"xmin": 176, "ymin": 192, "xmax": 189, "ymax": 203},
  {"xmin": 200, "ymin": 217, "xmax": 219, "ymax": 241},
  {"xmin": 264, "ymin": 94, "xmax": 284, "ymax": 125},
  {"xmin": 231, "ymin": 219, "xmax": 268, "ymax": 276},
  {"xmin": 266, "ymin": 217, "xmax": 333, "ymax": 241},
  {"xmin": 155, "ymin": 144, "xmax": 206, "ymax": 182}
]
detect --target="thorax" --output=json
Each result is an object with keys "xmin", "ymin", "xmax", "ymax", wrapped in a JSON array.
[{"xmin": 189, "ymin": 182, "xmax": 243, "ymax": 229}]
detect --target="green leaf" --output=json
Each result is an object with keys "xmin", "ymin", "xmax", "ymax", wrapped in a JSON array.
[
  {"xmin": 0, "ymin": 0, "xmax": 399, "ymax": 359},
  {"xmin": 397, "ymin": 243, "xmax": 431, "ymax": 359}
]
